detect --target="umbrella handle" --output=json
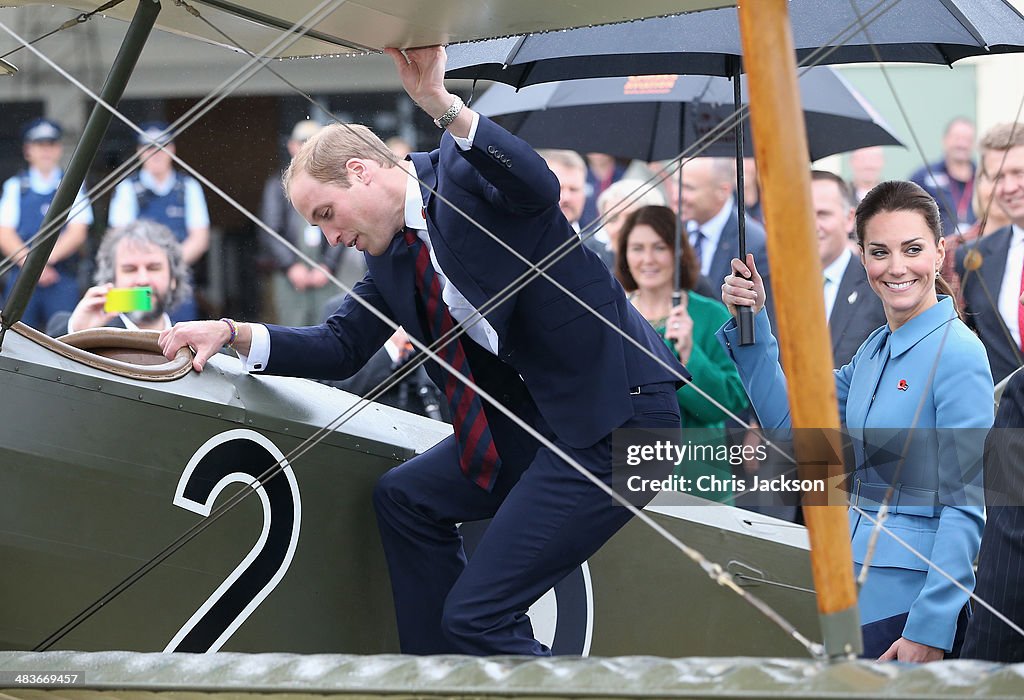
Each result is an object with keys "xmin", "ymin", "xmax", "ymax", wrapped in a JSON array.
[
  {"xmin": 733, "ymin": 65, "xmax": 756, "ymax": 348},
  {"xmin": 738, "ymin": 305, "xmax": 755, "ymax": 345}
]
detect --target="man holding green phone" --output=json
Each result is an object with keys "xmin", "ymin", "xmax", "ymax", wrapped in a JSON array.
[
  {"xmin": 103, "ymin": 286, "xmax": 153, "ymax": 314},
  {"xmin": 46, "ymin": 220, "xmax": 190, "ymax": 336}
]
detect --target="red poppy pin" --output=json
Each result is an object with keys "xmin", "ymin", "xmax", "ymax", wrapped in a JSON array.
[{"xmin": 897, "ymin": 379, "xmax": 909, "ymax": 392}]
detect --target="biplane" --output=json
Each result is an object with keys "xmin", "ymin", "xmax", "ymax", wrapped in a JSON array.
[{"xmin": 1, "ymin": 2, "xmax": 1022, "ymax": 698}]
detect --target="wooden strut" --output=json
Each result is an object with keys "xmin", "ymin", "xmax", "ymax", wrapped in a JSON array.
[{"xmin": 736, "ymin": 0, "xmax": 863, "ymax": 658}]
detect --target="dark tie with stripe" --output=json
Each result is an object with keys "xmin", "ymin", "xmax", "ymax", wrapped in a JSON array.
[
  {"xmin": 404, "ymin": 228, "xmax": 501, "ymax": 491},
  {"xmin": 691, "ymin": 229, "xmax": 705, "ymax": 267}
]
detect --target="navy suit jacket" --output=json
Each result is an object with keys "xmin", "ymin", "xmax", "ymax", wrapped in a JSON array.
[
  {"xmin": 956, "ymin": 225, "xmax": 1023, "ymax": 382},
  {"xmin": 262, "ymin": 116, "xmax": 683, "ymax": 449},
  {"xmin": 705, "ymin": 208, "xmax": 774, "ymax": 323},
  {"xmin": 961, "ymin": 368, "xmax": 1024, "ymax": 661},
  {"xmin": 829, "ymin": 257, "xmax": 887, "ymax": 369}
]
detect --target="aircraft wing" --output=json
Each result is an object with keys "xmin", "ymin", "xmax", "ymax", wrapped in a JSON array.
[{"xmin": 4, "ymin": 0, "xmax": 736, "ymax": 59}]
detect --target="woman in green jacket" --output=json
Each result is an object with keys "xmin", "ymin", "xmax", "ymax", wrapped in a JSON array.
[{"xmin": 616, "ymin": 205, "xmax": 749, "ymax": 502}]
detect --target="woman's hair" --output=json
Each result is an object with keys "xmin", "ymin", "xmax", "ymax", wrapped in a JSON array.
[
  {"xmin": 597, "ymin": 178, "xmax": 666, "ymax": 217},
  {"xmin": 614, "ymin": 205, "xmax": 699, "ymax": 293},
  {"xmin": 854, "ymin": 180, "xmax": 960, "ymax": 318},
  {"xmin": 94, "ymin": 219, "xmax": 190, "ymax": 310}
]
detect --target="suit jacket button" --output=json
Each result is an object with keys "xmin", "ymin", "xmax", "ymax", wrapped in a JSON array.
[{"xmin": 487, "ymin": 145, "xmax": 495, "ymax": 154}]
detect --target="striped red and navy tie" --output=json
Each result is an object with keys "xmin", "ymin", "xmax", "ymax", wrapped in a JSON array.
[{"xmin": 404, "ymin": 229, "xmax": 501, "ymax": 490}]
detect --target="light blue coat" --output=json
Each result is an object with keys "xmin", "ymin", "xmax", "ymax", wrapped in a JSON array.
[{"xmin": 717, "ymin": 296, "xmax": 991, "ymax": 651}]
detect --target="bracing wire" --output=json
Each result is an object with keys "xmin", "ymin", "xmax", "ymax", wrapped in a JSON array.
[
  {"xmin": 7, "ymin": 7, "xmax": 831, "ymax": 658},
  {"xmin": 11, "ymin": 0, "xmax": 1023, "ymax": 654}
]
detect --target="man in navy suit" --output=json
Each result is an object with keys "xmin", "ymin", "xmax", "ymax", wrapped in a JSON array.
[
  {"xmin": 680, "ymin": 157, "xmax": 773, "ymax": 322},
  {"xmin": 160, "ymin": 46, "xmax": 684, "ymax": 656},
  {"xmin": 955, "ymin": 122, "xmax": 1024, "ymax": 383},
  {"xmin": 959, "ymin": 362, "xmax": 1024, "ymax": 662},
  {"xmin": 811, "ymin": 171, "xmax": 887, "ymax": 368}
]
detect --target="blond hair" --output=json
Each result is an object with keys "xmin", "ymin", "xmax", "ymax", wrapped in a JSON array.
[
  {"xmin": 597, "ymin": 178, "xmax": 665, "ymax": 216},
  {"xmin": 979, "ymin": 122, "xmax": 1024, "ymax": 158},
  {"xmin": 282, "ymin": 123, "xmax": 396, "ymax": 198},
  {"xmin": 537, "ymin": 148, "xmax": 587, "ymax": 176}
]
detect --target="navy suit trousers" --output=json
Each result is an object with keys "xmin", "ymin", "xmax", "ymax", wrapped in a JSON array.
[{"xmin": 373, "ymin": 383, "xmax": 679, "ymax": 655}]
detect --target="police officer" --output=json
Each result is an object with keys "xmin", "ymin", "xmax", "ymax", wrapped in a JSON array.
[
  {"xmin": 0, "ymin": 118, "xmax": 93, "ymax": 330},
  {"xmin": 108, "ymin": 122, "xmax": 209, "ymax": 321}
]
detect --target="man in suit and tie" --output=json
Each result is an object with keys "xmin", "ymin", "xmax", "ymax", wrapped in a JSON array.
[
  {"xmin": 955, "ymin": 122, "xmax": 1024, "ymax": 383},
  {"xmin": 538, "ymin": 149, "xmax": 588, "ymax": 233},
  {"xmin": 681, "ymin": 157, "xmax": 773, "ymax": 321},
  {"xmin": 538, "ymin": 149, "xmax": 620, "ymax": 269},
  {"xmin": 960, "ymin": 294, "xmax": 1024, "ymax": 662},
  {"xmin": 159, "ymin": 45, "xmax": 684, "ymax": 656},
  {"xmin": 812, "ymin": 170, "xmax": 887, "ymax": 367}
]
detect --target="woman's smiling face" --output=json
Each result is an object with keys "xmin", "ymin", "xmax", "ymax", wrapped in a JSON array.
[
  {"xmin": 625, "ymin": 224, "xmax": 674, "ymax": 293},
  {"xmin": 861, "ymin": 208, "xmax": 945, "ymax": 330}
]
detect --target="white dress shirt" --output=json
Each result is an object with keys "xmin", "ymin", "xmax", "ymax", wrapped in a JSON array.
[
  {"xmin": 688, "ymin": 195, "xmax": 734, "ymax": 278},
  {"xmin": 66, "ymin": 311, "xmax": 171, "ymax": 335},
  {"xmin": 998, "ymin": 224, "xmax": 1024, "ymax": 346},
  {"xmin": 822, "ymin": 248, "xmax": 853, "ymax": 322}
]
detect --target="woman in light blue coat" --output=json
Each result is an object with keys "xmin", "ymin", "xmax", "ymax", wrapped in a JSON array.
[{"xmin": 717, "ymin": 181, "xmax": 992, "ymax": 662}]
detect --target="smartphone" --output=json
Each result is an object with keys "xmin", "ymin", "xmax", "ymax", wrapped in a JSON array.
[{"xmin": 104, "ymin": 287, "xmax": 153, "ymax": 313}]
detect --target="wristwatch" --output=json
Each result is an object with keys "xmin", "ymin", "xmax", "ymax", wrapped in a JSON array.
[{"xmin": 433, "ymin": 95, "xmax": 464, "ymax": 129}]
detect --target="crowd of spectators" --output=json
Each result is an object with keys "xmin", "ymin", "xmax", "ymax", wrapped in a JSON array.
[{"xmin": 2, "ymin": 92, "xmax": 1023, "ymax": 665}]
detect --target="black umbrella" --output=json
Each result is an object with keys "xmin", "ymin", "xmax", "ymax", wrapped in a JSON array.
[
  {"xmin": 471, "ymin": 68, "xmax": 903, "ymax": 162},
  {"xmin": 449, "ymin": 0, "xmax": 1024, "ymax": 342},
  {"xmin": 474, "ymin": 67, "xmax": 902, "ymax": 324},
  {"xmin": 447, "ymin": 0, "xmax": 1024, "ymax": 86}
]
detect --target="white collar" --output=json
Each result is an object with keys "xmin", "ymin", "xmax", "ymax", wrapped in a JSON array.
[
  {"xmin": 404, "ymin": 167, "xmax": 428, "ymax": 231},
  {"xmin": 1011, "ymin": 223, "xmax": 1024, "ymax": 247},
  {"xmin": 687, "ymin": 195, "xmax": 734, "ymax": 251},
  {"xmin": 139, "ymin": 169, "xmax": 178, "ymax": 196},
  {"xmin": 27, "ymin": 167, "xmax": 62, "ymax": 193},
  {"xmin": 822, "ymin": 247, "xmax": 853, "ymax": 285},
  {"xmin": 119, "ymin": 312, "xmax": 172, "ymax": 331}
]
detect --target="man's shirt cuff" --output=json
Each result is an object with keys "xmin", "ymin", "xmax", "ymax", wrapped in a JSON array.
[
  {"xmin": 451, "ymin": 112, "xmax": 479, "ymax": 151},
  {"xmin": 383, "ymin": 338, "xmax": 402, "ymax": 363},
  {"xmin": 239, "ymin": 323, "xmax": 271, "ymax": 372}
]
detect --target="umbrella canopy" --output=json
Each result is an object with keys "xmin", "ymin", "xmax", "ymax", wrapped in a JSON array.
[
  {"xmin": 447, "ymin": 0, "xmax": 1024, "ymax": 87},
  {"xmin": 471, "ymin": 68, "xmax": 903, "ymax": 161}
]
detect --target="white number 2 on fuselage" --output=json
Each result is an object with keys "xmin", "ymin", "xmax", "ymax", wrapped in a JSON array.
[{"xmin": 166, "ymin": 429, "xmax": 301, "ymax": 652}]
